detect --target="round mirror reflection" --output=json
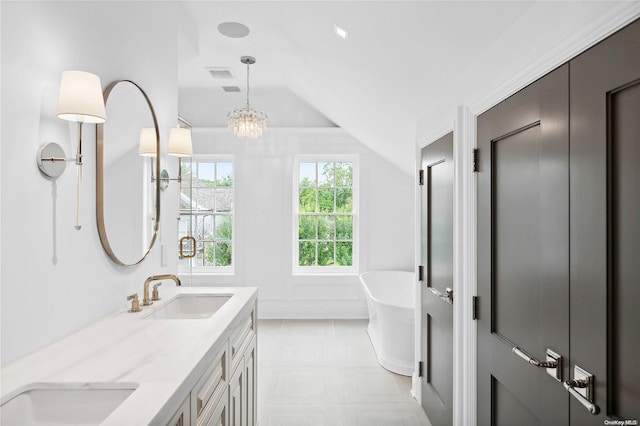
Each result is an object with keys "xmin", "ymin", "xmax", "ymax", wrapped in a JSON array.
[{"xmin": 96, "ymin": 80, "xmax": 160, "ymax": 266}]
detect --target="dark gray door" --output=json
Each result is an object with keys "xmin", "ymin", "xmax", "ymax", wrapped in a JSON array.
[
  {"xmin": 569, "ymin": 19, "xmax": 640, "ymax": 423},
  {"xmin": 478, "ymin": 18, "xmax": 640, "ymax": 425},
  {"xmin": 420, "ymin": 132, "xmax": 453, "ymax": 426},
  {"xmin": 477, "ymin": 65, "xmax": 570, "ymax": 425}
]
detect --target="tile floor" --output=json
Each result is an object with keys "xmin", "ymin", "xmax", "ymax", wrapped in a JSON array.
[{"xmin": 257, "ymin": 319, "xmax": 432, "ymax": 426}]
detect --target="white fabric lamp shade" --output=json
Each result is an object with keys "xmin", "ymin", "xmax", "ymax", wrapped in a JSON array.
[
  {"xmin": 168, "ymin": 128, "xmax": 193, "ymax": 157},
  {"xmin": 56, "ymin": 70, "xmax": 107, "ymax": 123},
  {"xmin": 138, "ymin": 128, "xmax": 157, "ymax": 157}
]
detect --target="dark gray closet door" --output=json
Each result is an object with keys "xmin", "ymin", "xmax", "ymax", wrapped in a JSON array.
[
  {"xmin": 420, "ymin": 132, "xmax": 453, "ymax": 426},
  {"xmin": 477, "ymin": 65, "xmax": 570, "ymax": 426},
  {"xmin": 569, "ymin": 19, "xmax": 640, "ymax": 424}
]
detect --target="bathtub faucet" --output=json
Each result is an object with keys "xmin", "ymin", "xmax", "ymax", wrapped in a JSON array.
[{"xmin": 142, "ymin": 274, "xmax": 181, "ymax": 306}]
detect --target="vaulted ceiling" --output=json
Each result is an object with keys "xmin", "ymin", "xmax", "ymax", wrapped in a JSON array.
[{"xmin": 177, "ymin": 1, "xmax": 639, "ymax": 172}]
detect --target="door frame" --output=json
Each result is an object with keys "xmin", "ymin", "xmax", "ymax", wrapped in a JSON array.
[{"xmin": 413, "ymin": 7, "xmax": 640, "ymax": 425}]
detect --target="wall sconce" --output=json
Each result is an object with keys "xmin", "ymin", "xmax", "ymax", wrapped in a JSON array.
[
  {"xmin": 37, "ymin": 70, "xmax": 107, "ymax": 230},
  {"xmin": 138, "ymin": 126, "xmax": 193, "ymax": 190}
]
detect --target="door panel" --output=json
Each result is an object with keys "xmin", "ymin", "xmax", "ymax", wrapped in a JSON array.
[
  {"xmin": 493, "ymin": 124, "xmax": 542, "ymax": 345},
  {"xmin": 478, "ymin": 64, "xmax": 569, "ymax": 426},
  {"xmin": 427, "ymin": 313, "xmax": 449, "ymax": 405},
  {"xmin": 420, "ymin": 132, "xmax": 453, "ymax": 426},
  {"xmin": 569, "ymin": 19, "xmax": 640, "ymax": 423},
  {"xmin": 428, "ymin": 159, "xmax": 454, "ymax": 288},
  {"xmin": 493, "ymin": 377, "xmax": 540, "ymax": 426}
]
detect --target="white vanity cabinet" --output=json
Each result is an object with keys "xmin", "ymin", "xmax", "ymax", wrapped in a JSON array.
[
  {"xmin": 0, "ymin": 287, "xmax": 258, "ymax": 426},
  {"xmin": 168, "ymin": 305, "xmax": 256, "ymax": 426}
]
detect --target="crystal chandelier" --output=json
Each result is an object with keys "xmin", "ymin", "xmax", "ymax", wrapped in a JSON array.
[{"xmin": 228, "ymin": 56, "xmax": 267, "ymax": 139}]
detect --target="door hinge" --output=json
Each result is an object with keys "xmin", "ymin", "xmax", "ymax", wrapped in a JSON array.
[
  {"xmin": 418, "ymin": 265, "xmax": 424, "ymax": 282},
  {"xmin": 472, "ymin": 296, "xmax": 479, "ymax": 320},
  {"xmin": 418, "ymin": 361, "xmax": 424, "ymax": 377},
  {"xmin": 418, "ymin": 169, "xmax": 424, "ymax": 185},
  {"xmin": 472, "ymin": 148, "xmax": 479, "ymax": 172}
]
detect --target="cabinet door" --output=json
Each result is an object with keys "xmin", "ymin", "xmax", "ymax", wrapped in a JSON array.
[
  {"xmin": 167, "ymin": 394, "xmax": 191, "ymax": 426},
  {"xmin": 229, "ymin": 362, "xmax": 244, "ymax": 426},
  {"xmin": 244, "ymin": 337, "xmax": 257, "ymax": 426}
]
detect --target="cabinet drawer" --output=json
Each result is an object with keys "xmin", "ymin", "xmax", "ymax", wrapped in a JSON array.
[
  {"xmin": 193, "ymin": 345, "xmax": 227, "ymax": 423},
  {"xmin": 230, "ymin": 309, "xmax": 254, "ymax": 372}
]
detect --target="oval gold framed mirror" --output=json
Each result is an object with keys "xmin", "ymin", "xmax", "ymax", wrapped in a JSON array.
[{"xmin": 96, "ymin": 80, "xmax": 160, "ymax": 266}]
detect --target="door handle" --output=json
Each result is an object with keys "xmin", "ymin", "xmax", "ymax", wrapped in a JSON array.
[
  {"xmin": 512, "ymin": 347, "xmax": 563, "ymax": 381},
  {"xmin": 429, "ymin": 286, "xmax": 453, "ymax": 304},
  {"xmin": 179, "ymin": 235, "xmax": 196, "ymax": 258},
  {"xmin": 564, "ymin": 365, "xmax": 599, "ymax": 415}
]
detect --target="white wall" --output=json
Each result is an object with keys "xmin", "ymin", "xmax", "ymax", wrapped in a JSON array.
[
  {"xmin": 0, "ymin": 2, "xmax": 180, "ymax": 365},
  {"xmin": 181, "ymin": 128, "xmax": 415, "ymax": 318}
]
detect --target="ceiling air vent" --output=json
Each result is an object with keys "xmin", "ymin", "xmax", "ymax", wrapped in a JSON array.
[
  {"xmin": 222, "ymin": 86, "xmax": 241, "ymax": 93},
  {"xmin": 207, "ymin": 68, "xmax": 234, "ymax": 79}
]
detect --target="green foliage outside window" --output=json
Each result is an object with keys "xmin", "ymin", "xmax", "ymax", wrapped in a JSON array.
[{"xmin": 297, "ymin": 161, "xmax": 354, "ymax": 268}]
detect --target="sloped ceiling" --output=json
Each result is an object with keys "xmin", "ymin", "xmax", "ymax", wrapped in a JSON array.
[{"xmin": 178, "ymin": 1, "xmax": 640, "ymax": 172}]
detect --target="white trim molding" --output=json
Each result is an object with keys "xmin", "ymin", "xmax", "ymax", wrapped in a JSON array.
[
  {"xmin": 413, "ymin": 144, "xmax": 423, "ymax": 404},
  {"xmin": 258, "ymin": 300, "xmax": 367, "ymax": 319},
  {"xmin": 453, "ymin": 105, "xmax": 477, "ymax": 426}
]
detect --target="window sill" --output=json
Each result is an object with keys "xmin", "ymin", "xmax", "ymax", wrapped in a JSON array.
[
  {"xmin": 177, "ymin": 270, "xmax": 235, "ymax": 277},
  {"xmin": 292, "ymin": 270, "xmax": 359, "ymax": 277}
]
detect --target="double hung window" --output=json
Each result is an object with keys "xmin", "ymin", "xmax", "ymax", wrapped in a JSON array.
[{"xmin": 294, "ymin": 158, "xmax": 358, "ymax": 273}]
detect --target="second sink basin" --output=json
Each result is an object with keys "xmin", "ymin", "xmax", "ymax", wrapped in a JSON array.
[
  {"xmin": 0, "ymin": 383, "xmax": 137, "ymax": 425},
  {"xmin": 144, "ymin": 294, "xmax": 231, "ymax": 319}
]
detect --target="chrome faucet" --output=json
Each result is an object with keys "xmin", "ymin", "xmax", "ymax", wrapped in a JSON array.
[{"xmin": 143, "ymin": 274, "xmax": 181, "ymax": 306}]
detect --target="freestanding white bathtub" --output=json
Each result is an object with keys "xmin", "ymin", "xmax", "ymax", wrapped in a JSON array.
[{"xmin": 359, "ymin": 270, "xmax": 415, "ymax": 376}]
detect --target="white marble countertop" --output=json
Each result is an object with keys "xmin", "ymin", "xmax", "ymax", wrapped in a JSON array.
[{"xmin": 0, "ymin": 286, "xmax": 258, "ymax": 425}]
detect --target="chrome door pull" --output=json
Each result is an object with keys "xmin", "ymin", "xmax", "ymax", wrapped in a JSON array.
[
  {"xmin": 512, "ymin": 347, "xmax": 563, "ymax": 381},
  {"xmin": 564, "ymin": 365, "xmax": 599, "ymax": 415},
  {"xmin": 428, "ymin": 286, "xmax": 453, "ymax": 304}
]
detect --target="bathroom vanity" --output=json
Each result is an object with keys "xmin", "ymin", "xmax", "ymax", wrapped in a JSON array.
[{"xmin": 0, "ymin": 287, "xmax": 257, "ymax": 426}]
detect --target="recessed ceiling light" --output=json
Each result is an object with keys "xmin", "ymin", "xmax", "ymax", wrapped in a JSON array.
[
  {"xmin": 218, "ymin": 22, "xmax": 250, "ymax": 38},
  {"xmin": 334, "ymin": 24, "xmax": 348, "ymax": 40}
]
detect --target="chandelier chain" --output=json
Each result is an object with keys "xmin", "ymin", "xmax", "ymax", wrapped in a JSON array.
[{"xmin": 246, "ymin": 62, "xmax": 250, "ymax": 109}]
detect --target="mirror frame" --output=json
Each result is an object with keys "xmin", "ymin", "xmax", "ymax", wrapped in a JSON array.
[{"xmin": 96, "ymin": 80, "xmax": 161, "ymax": 266}]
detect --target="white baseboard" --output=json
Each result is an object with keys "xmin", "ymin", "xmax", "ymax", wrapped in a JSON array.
[{"xmin": 258, "ymin": 300, "xmax": 368, "ymax": 319}]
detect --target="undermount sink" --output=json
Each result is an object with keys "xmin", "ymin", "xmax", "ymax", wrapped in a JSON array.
[
  {"xmin": 0, "ymin": 383, "xmax": 137, "ymax": 425},
  {"xmin": 144, "ymin": 294, "xmax": 232, "ymax": 319}
]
